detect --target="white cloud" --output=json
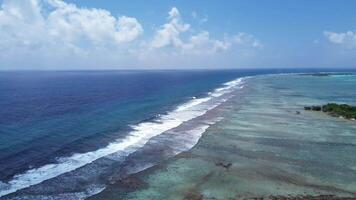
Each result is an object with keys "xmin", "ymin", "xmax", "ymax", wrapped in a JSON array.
[
  {"xmin": 0, "ymin": 2, "xmax": 262, "ymax": 69},
  {"xmin": 180, "ymin": 31, "xmax": 230, "ymax": 55},
  {"xmin": 150, "ymin": 7, "xmax": 261, "ymax": 55},
  {"xmin": 324, "ymin": 30, "xmax": 356, "ymax": 48},
  {"xmin": 116, "ymin": 16, "xmax": 143, "ymax": 43},
  {"xmin": 48, "ymin": 0, "xmax": 143, "ymax": 45},
  {"xmin": 0, "ymin": 0, "xmax": 143, "ymax": 50},
  {"xmin": 151, "ymin": 7, "xmax": 190, "ymax": 48}
]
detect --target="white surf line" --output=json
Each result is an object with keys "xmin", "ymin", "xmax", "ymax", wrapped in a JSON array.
[{"xmin": 0, "ymin": 77, "xmax": 245, "ymax": 198}]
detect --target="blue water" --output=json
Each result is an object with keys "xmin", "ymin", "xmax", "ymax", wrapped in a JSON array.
[
  {"xmin": 105, "ymin": 73, "xmax": 356, "ymax": 200},
  {"xmin": 0, "ymin": 69, "xmax": 355, "ymax": 199},
  {"xmin": 0, "ymin": 70, "xmax": 241, "ymax": 179}
]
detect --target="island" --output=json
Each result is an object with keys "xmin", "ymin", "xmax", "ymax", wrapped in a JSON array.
[
  {"xmin": 305, "ymin": 103, "xmax": 356, "ymax": 120},
  {"xmin": 300, "ymin": 72, "xmax": 354, "ymax": 77}
]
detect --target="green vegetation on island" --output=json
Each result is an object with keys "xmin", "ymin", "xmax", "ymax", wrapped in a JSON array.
[{"xmin": 305, "ymin": 103, "xmax": 356, "ymax": 119}]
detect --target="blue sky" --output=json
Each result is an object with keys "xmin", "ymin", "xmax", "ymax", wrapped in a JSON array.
[{"xmin": 0, "ymin": 0, "xmax": 355, "ymax": 69}]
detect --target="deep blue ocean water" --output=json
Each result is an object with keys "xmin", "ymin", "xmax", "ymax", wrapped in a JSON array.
[
  {"xmin": 0, "ymin": 70, "xmax": 240, "ymax": 179},
  {"xmin": 1, "ymin": 69, "xmax": 355, "ymax": 199}
]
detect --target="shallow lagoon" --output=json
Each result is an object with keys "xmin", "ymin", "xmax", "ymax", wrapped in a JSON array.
[{"xmin": 92, "ymin": 74, "xmax": 356, "ymax": 199}]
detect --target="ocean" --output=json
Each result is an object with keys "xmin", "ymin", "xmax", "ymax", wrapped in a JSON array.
[
  {"xmin": 90, "ymin": 72, "xmax": 356, "ymax": 200},
  {"xmin": 0, "ymin": 69, "xmax": 355, "ymax": 199}
]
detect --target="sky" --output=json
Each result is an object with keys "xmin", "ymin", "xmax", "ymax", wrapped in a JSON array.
[{"xmin": 0, "ymin": 0, "xmax": 355, "ymax": 70}]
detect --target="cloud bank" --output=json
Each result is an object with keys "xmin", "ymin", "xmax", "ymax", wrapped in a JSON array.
[
  {"xmin": 0, "ymin": 0, "xmax": 143, "ymax": 58},
  {"xmin": 324, "ymin": 30, "xmax": 356, "ymax": 49},
  {"xmin": 0, "ymin": 0, "xmax": 262, "ymax": 69}
]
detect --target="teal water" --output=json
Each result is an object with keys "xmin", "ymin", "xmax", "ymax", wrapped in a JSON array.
[{"xmin": 95, "ymin": 74, "xmax": 356, "ymax": 199}]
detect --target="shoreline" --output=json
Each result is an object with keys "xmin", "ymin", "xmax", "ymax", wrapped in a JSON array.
[
  {"xmin": 5, "ymin": 73, "xmax": 356, "ymax": 199},
  {"xmin": 89, "ymin": 74, "xmax": 356, "ymax": 200},
  {"xmin": 0, "ymin": 75, "xmax": 247, "ymax": 199},
  {"xmin": 87, "ymin": 84, "xmax": 249, "ymax": 199}
]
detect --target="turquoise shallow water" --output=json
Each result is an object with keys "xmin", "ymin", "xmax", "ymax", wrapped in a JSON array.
[{"xmin": 92, "ymin": 74, "xmax": 356, "ymax": 199}]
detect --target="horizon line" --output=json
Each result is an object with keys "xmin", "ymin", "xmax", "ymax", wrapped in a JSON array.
[{"xmin": 1, "ymin": 67, "xmax": 356, "ymax": 72}]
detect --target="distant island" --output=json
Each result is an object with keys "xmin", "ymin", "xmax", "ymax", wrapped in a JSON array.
[
  {"xmin": 300, "ymin": 72, "xmax": 355, "ymax": 77},
  {"xmin": 305, "ymin": 103, "xmax": 356, "ymax": 120}
]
